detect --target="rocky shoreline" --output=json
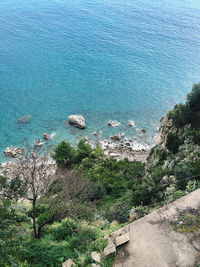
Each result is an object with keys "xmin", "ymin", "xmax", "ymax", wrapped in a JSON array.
[{"xmin": 1, "ymin": 115, "xmax": 152, "ymax": 170}]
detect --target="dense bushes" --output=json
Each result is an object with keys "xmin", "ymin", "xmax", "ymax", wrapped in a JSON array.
[
  {"xmin": 52, "ymin": 140, "xmax": 93, "ymax": 168},
  {"xmin": 168, "ymin": 83, "xmax": 200, "ymax": 128}
]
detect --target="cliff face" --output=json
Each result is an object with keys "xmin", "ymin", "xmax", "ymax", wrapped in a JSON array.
[{"xmin": 157, "ymin": 116, "xmax": 175, "ymax": 148}]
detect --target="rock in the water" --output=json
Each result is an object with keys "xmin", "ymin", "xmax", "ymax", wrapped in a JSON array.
[
  {"xmin": 91, "ymin": 251, "xmax": 101, "ymax": 263},
  {"xmin": 17, "ymin": 115, "xmax": 32, "ymax": 124},
  {"xmin": 84, "ymin": 136, "xmax": 88, "ymax": 141},
  {"xmin": 62, "ymin": 259, "xmax": 75, "ymax": 267},
  {"xmin": 128, "ymin": 120, "xmax": 136, "ymax": 127},
  {"xmin": 35, "ymin": 139, "xmax": 43, "ymax": 147},
  {"xmin": 92, "ymin": 131, "xmax": 101, "ymax": 136},
  {"xmin": 43, "ymin": 133, "xmax": 49, "ymax": 140},
  {"xmin": 111, "ymin": 134, "xmax": 125, "ymax": 141},
  {"xmin": 108, "ymin": 120, "xmax": 120, "ymax": 127},
  {"xmin": 141, "ymin": 128, "xmax": 147, "ymax": 134},
  {"xmin": 68, "ymin": 115, "xmax": 86, "ymax": 129},
  {"xmin": 4, "ymin": 147, "xmax": 24, "ymax": 158}
]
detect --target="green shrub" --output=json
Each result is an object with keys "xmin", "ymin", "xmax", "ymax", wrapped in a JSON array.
[
  {"xmin": 52, "ymin": 141, "xmax": 78, "ymax": 168},
  {"xmin": 76, "ymin": 140, "xmax": 92, "ymax": 163},
  {"xmin": 166, "ymin": 133, "xmax": 182, "ymax": 153},
  {"xmin": 105, "ymin": 202, "xmax": 131, "ymax": 223}
]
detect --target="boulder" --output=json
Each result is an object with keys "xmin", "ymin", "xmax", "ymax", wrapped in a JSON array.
[
  {"xmin": 4, "ymin": 147, "xmax": 24, "ymax": 158},
  {"xmin": 84, "ymin": 136, "xmax": 88, "ymax": 141},
  {"xmin": 111, "ymin": 134, "xmax": 125, "ymax": 141},
  {"xmin": 104, "ymin": 243, "xmax": 116, "ymax": 257},
  {"xmin": 62, "ymin": 259, "xmax": 75, "ymax": 267},
  {"xmin": 128, "ymin": 120, "xmax": 136, "ymax": 127},
  {"xmin": 91, "ymin": 251, "xmax": 101, "ymax": 263},
  {"xmin": 43, "ymin": 133, "xmax": 49, "ymax": 140},
  {"xmin": 141, "ymin": 128, "xmax": 147, "ymax": 134},
  {"xmin": 17, "ymin": 115, "xmax": 32, "ymax": 124},
  {"xmin": 108, "ymin": 120, "xmax": 120, "ymax": 127},
  {"xmin": 34, "ymin": 139, "xmax": 43, "ymax": 147},
  {"xmin": 115, "ymin": 232, "xmax": 130, "ymax": 247},
  {"xmin": 68, "ymin": 115, "xmax": 86, "ymax": 129}
]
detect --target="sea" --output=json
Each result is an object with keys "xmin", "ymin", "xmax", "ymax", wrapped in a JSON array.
[{"xmin": 0, "ymin": 0, "xmax": 200, "ymax": 162}]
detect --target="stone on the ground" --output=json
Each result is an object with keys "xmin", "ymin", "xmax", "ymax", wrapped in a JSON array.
[
  {"xmin": 111, "ymin": 134, "xmax": 125, "ymax": 141},
  {"xmin": 108, "ymin": 120, "xmax": 120, "ymax": 127},
  {"xmin": 68, "ymin": 115, "xmax": 86, "ymax": 129},
  {"xmin": 104, "ymin": 243, "xmax": 116, "ymax": 257},
  {"xmin": 115, "ymin": 232, "xmax": 130, "ymax": 247},
  {"xmin": 17, "ymin": 115, "xmax": 32, "ymax": 124},
  {"xmin": 4, "ymin": 147, "xmax": 24, "ymax": 158},
  {"xmin": 161, "ymin": 175, "xmax": 176, "ymax": 184},
  {"xmin": 91, "ymin": 264, "xmax": 101, "ymax": 267},
  {"xmin": 91, "ymin": 251, "xmax": 101, "ymax": 263},
  {"xmin": 62, "ymin": 259, "xmax": 75, "ymax": 267}
]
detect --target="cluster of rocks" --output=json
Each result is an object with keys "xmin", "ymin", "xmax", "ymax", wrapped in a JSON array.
[
  {"xmin": 100, "ymin": 138, "xmax": 149, "ymax": 163},
  {"xmin": 4, "ymin": 146, "xmax": 24, "ymax": 158},
  {"xmin": 0, "ymin": 161, "xmax": 17, "ymax": 176},
  {"xmin": 104, "ymin": 224, "xmax": 130, "ymax": 257},
  {"xmin": 61, "ymin": 225, "xmax": 130, "ymax": 267},
  {"xmin": 68, "ymin": 115, "xmax": 147, "ymax": 134}
]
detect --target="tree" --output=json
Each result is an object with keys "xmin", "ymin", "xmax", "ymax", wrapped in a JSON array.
[
  {"xmin": 52, "ymin": 141, "xmax": 78, "ymax": 168},
  {"xmin": 16, "ymin": 145, "xmax": 56, "ymax": 238}
]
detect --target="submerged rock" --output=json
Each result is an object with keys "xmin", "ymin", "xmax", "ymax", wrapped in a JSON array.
[
  {"xmin": 17, "ymin": 115, "xmax": 32, "ymax": 124},
  {"xmin": 4, "ymin": 147, "xmax": 24, "ymax": 158},
  {"xmin": 108, "ymin": 120, "xmax": 120, "ymax": 127},
  {"xmin": 68, "ymin": 115, "xmax": 86, "ymax": 129},
  {"xmin": 111, "ymin": 134, "xmax": 125, "ymax": 141}
]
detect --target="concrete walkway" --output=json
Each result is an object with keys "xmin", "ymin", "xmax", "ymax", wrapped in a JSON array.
[{"xmin": 113, "ymin": 189, "xmax": 200, "ymax": 267}]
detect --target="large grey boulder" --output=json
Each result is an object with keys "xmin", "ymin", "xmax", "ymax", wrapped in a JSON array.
[
  {"xmin": 68, "ymin": 115, "xmax": 86, "ymax": 129},
  {"xmin": 104, "ymin": 243, "xmax": 116, "ymax": 257},
  {"xmin": 111, "ymin": 134, "xmax": 125, "ymax": 141}
]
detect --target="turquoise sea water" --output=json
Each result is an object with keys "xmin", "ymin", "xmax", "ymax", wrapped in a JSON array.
[{"xmin": 0, "ymin": 0, "xmax": 200, "ymax": 161}]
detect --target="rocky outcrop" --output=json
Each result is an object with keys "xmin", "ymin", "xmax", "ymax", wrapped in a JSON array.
[
  {"xmin": 4, "ymin": 147, "xmax": 24, "ymax": 158},
  {"xmin": 68, "ymin": 115, "xmax": 86, "ymax": 129},
  {"xmin": 17, "ymin": 115, "xmax": 32, "ymax": 124},
  {"xmin": 157, "ymin": 116, "xmax": 175, "ymax": 148},
  {"xmin": 111, "ymin": 134, "xmax": 125, "ymax": 141},
  {"xmin": 108, "ymin": 120, "xmax": 120, "ymax": 127}
]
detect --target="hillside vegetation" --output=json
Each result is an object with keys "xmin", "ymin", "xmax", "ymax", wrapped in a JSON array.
[{"xmin": 0, "ymin": 84, "xmax": 200, "ymax": 266}]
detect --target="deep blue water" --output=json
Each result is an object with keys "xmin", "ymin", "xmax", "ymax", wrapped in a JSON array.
[{"xmin": 0, "ymin": 0, "xmax": 200, "ymax": 161}]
